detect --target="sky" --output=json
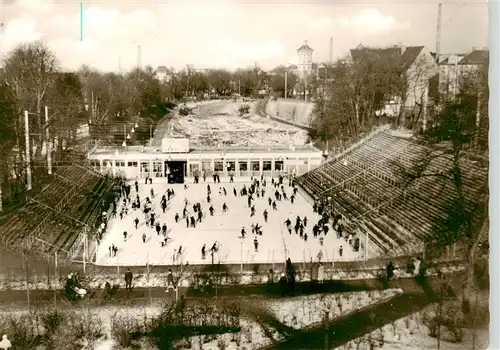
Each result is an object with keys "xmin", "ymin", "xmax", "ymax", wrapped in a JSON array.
[{"xmin": 0, "ymin": 0, "xmax": 489, "ymax": 73}]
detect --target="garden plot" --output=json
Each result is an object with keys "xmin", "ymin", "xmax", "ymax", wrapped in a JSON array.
[{"xmin": 0, "ymin": 290, "xmax": 405, "ymax": 350}]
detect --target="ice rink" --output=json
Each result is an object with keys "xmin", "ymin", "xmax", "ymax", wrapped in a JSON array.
[{"xmin": 95, "ymin": 179, "xmax": 362, "ymax": 266}]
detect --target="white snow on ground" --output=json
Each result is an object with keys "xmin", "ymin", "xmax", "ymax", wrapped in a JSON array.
[
  {"xmin": 174, "ymin": 289, "xmax": 402, "ymax": 350},
  {"xmin": 335, "ymin": 305, "xmax": 489, "ymax": 350},
  {"xmin": 86, "ymin": 290, "xmax": 403, "ymax": 350},
  {"xmin": 166, "ymin": 100, "xmax": 310, "ymax": 148},
  {"xmin": 262, "ymin": 289, "xmax": 402, "ymax": 330},
  {"xmin": 95, "ymin": 181, "xmax": 361, "ymax": 267},
  {"xmin": 3, "ymin": 289, "xmax": 486, "ymax": 350},
  {"xmin": 265, "ymin": 98, "xmax": 315, "ymax": 126}
]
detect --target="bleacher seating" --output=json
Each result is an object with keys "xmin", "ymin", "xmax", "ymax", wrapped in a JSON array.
[
  {"xmin": 0, "ymin": 163, "xmax": 116, "ymax": 257},
  {"xmin": 296, "ymin": 130, "xmax": 488, "ymax": 255}
]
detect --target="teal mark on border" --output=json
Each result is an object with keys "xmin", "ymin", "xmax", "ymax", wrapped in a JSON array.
[{"xmin": 80, "ymin": 2, "xmax": 83, "ymax": 41}]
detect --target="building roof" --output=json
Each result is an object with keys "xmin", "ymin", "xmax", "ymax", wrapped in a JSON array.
[
  {"xmin": 350, "ymin": 44, "xmax": 426, "ymax": 72},
  {"xmin": 350, "ymin": 45, "xmax": 402, "ymax": 63},
  {"xmin": 88, "ymin": 144, "xmax": 320, "ymax": 157},
  {"xmin": 297, "ymin": 40, "xmax": 313, "ymax": 52},
  {"xmin": 399, "ymin": 46, "xmax": 424, "ymax": 71},
  {"xmin": 458, "ymin": 49, "xmax": 489, "ymax": 65}
]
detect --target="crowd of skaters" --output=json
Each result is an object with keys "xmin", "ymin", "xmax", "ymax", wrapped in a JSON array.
[{"xmin": 97, "ymin": 172, "xmax": 365, "ymax": 285}]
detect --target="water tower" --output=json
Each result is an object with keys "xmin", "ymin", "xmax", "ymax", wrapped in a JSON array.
[{"xmin": 297, "ymin": 40, "xmax": 313, "ymax": 79}]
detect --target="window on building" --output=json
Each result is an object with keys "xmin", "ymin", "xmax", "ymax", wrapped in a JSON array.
[
  {"xmin": 262, "ymin": 161, "xmax": 272, "ymax": 171},
  {"xmin": 214, "ymin": 161, "xmax": 224, "ymax": 172},
  {"xmin": 274, "ymin": 160, "xmax": 284, "ymax": 171},
  {"xmin": 141, "ymin": 162, "xmax": 149, "ymax": 172},
  {"xmin": 251, "ymin": 161, "xmax": 260, "ymax": 171},
  {"xmin": 116, "ymin": 160, "xmax": 125, "ymax": 167},
  {"xmin": 226, "ymin": 161, "xmax": 236, "ymax": 172},
  {"xmin": 153, "ymin": 162, "xmax": 162, "ymax": 172},
  {"xmin": 238, "ymin": 161, "xmax": 248, "ymax": 171},
  {"xmin": 127, "ymin": 161, "xmax": 138, "ymax": 167}
]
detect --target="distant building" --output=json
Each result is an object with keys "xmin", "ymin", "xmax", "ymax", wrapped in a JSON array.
[
  {"xmin": 350, "ymin": 44, "xmax": 438, "ymax": 112},
  {"xmin": 437, "ymin": 49, "xmax": 488, "ymax": 101},
  {"xmin": 186, "ymin": 65, "xmax": 211, "ymax": 74},
  {"xmin": 155, "ymin": 66, "xmax": 168, "ymax": 82},
  {"xmin": 437, "ymin": 54, "xmax": 465, "ymax": 101},
  {"xmin": 297, "ymin": 41, "xmax": 313, "ymax": 79}
]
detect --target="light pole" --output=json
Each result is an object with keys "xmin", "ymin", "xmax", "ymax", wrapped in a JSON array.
[
  {"xmin": 24, "ymin": 110, "xmax": 47, "ymax": 190},
  {"xmin": 284, "ymin": 70, "xmax": 288, "ymax": 99},
  {"xmin": 24, "ymin": 111, "xmax": 32, "ymax": 190},
  {"xmin": 45, "ymin": 106, "xmax": 52, "ymax": 175}
]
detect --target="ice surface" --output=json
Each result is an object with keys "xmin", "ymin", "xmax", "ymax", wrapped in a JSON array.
[{"xmin": 95, "ymin": 180, "xmax": 362, "ymax": 266}]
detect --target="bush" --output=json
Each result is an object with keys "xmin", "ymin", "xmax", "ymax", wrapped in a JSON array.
[
  {"xmin": 179, "ymin": 105, "xmax": 191, "ymax": 116},
  {"xmin": 442, "ymin": 302, "xmax": 465, "ymax": 343},
  {"xmin": 0, "ymin": 313, "xmax": 41, "ymax": 349},
  {"xmin": 422, "ymin": 308, "xmax": 439, "ymax": 338},
  {"xmin": 0, "ymin": 308, "xmax": 105, "ymax": 350},
  {"xmin": 110, "ymin": 313, "xmax": 146, "ymax": 349},
  {"xmin": 238, "ymin": 104, "xmax": 250, "ymax": 116}
]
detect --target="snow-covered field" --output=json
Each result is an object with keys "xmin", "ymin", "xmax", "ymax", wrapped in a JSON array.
[
  {"xmin": 335, "ymin": 304, "xmax": 490, "ymax": 350},
  {"xmin": 69, "ymin": 289, "xmax": 402, "ymax": 349},
  {"xmin": 96, "ymin": 181, "xmax": 361, "ymax": 266},
  {"xmin": 166, "ymin": 100, "xmax": 310, "ymax": 148},
  {"xmin": 1, "ymin": 289, "xmax": 486, "ymax": 350},
  {"xmin": 265, "ymin": 98, "xmax": 314, "ymax": 126},
  {"xmin": 262, "ymin": 289, "xmax": 402, "ymax": 330}
]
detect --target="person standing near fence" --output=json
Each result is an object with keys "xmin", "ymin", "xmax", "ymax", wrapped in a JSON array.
[
  {"xmin": 125, "ymin": 268, "xmax": 133, "ymax": 291},
  {"xmin": 318, "ymin": 263, "xmax": 325, "ymax": 284}
]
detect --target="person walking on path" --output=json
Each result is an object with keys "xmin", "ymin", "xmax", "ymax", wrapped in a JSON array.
[{"xmin": 124, "ymin": 268, "xmax": 133, "ymax": 291}]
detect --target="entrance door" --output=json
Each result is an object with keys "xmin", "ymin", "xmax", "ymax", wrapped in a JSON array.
[{"xmin": 165, "ymin": 161, "xmax": 187, "ymax": 184}]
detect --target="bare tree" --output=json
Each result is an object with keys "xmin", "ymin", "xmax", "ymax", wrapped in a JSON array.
[
  {"xmin": 0, "ymin": 82, "xmax": 20, "ymax": 207},
  {"xmin": 309, "ymin": 50, "xmax": 402, "ymax": 149},
  {"xmin": 4, "ymin": 41, "xmax": 58, "ymax": 157}
]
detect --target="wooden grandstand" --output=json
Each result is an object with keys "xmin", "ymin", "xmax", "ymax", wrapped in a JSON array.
[
  {"xmin": 296, "ymin": 129, "xmax": 488, "ymax": 257},
  {"xmin": 0, "ymin": 162, "xmax": 118, "ymax": 262}
]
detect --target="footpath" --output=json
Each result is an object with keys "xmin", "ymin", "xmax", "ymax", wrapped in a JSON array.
[
  {"xmin": 0, "ymin": 278, "xmax": 387, "ymax": 307},
  {"xmin": 0, "ymin": 274, "xmax": 457, "ymax": 308}
]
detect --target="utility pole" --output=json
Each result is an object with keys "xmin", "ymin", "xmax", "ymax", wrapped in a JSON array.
[
  {"xmin": 24, "ymin": 111, "xmax": 32, "ymax": 190},
  {"xmin": 45, "ymin": 106, "xmax": 52, "ymax": 175},
  {"xmin": 90, "ymin": 90, "xmax": 94, "ymax": 124},
  {"xmin": 436, "ymin": 3, "xmax": 443, "ymax": 61},
  {"xmin": 284, "ymin": 71, "xmax": 288, "ymax": 99}
]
